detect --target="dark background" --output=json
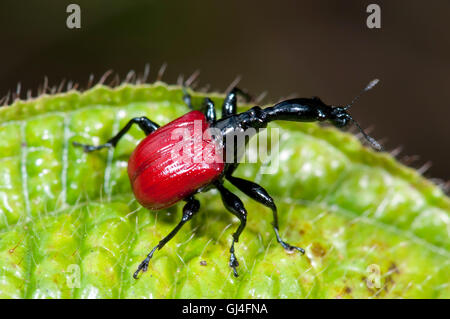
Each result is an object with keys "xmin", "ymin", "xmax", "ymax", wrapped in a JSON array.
[{"xmin": 0, "ymin": 0, "xmax": 448, "ymax": 180}]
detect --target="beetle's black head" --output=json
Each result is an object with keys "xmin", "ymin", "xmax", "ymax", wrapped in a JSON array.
[
  {"xmin": 328, "ymin": 106, "xmax": 351, "ymax": 128},
  {"xmin": 326, "ymin": 79, "xmax": 383, "ymax": 151},
  {"xmin": 327, "ymin": 105, "xmax": 382, "ymax": 151}
]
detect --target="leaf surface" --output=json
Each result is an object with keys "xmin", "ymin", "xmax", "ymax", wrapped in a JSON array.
[{"xmin": 0, "ymin": 83, "xmax": 448, "ymax": 298}]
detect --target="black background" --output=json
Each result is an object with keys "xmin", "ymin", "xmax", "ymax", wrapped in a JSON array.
[{"xmin": 0, "ymin": 0, "xmax": 448, "ymax": 180}]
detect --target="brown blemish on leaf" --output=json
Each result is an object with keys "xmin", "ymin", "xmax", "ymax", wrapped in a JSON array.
[
  {"xmin": 200, "ymin": 260, "xmax": 207, "ymax": 266},
  {"xmin": 389, "ymin": 262, "xmax": 400, "ymax": 274},
  {"xmin": 311, "ymin": 242, "xmax": 326, "ymax": 257},
  {"xmin": 383, "ymin": 262, "xmax": 399, "ymax": 292},
  {"xmin": 361, "ymin": 276, "xmax": 377, "ymax": 295},
  {"xmin": 344, "ymin": 286, "xmax": 352, "ymax": 294}
]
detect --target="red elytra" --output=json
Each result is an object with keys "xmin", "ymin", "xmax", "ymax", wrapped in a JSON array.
[{"xmin": 127, "ymin": 111, "xmax": 224, "ymax": 210}]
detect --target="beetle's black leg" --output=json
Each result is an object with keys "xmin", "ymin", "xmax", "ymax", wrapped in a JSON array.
[
  {"xmin": 72, "ymin": 116, "xmax": 160, "ymax": 153},
  {"xmin": 183, "ymin": 87, "xmax": 216, "ymax": 123},
  {"xmin": 182, "ymin": 87, "xmax": 194, "ymax": 110},
  {"xmin": 133, "ymin": 196, "xmax": 200, "ymax": 279},
  {"xmin": 221, "ymin": 87, "xmax": 252, "ymax": 119},
  {"xmin": 215, "ymin": 182, "xmax": 247, "ymax": 277},
  {"xmin": 226, "ymin": 175, "xmax": 305, "ymax": 254},
  {"xmin": 203, "ymin": 98, "xmax": 216, "ymax": 123}
]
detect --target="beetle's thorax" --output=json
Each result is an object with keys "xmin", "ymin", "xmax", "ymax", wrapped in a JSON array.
[{"xmin": 212, "ymin": 107, "xmax": 267, "ymax": 175}]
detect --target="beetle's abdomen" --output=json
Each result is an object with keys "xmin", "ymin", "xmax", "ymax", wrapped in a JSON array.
[{"xmin": 128, "ymin": 111, "xmax": 224, "ymax": 210}]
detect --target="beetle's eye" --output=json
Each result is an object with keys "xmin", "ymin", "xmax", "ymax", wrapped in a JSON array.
[
  {"xmin": 331, "ymin": 114, "xmax": 349, "ymax": 128},
  {"xmin": 329, "ymin": 107, "xmax": 350, "ymax": 128},
  {"xmin": 332, "ymin": 118, "xmax": 345, "ymax": 127}
]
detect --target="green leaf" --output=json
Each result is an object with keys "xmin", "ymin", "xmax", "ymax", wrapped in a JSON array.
[{"xmin": 0, "ymin": 83, "xmax": 448, "ymax": 298}]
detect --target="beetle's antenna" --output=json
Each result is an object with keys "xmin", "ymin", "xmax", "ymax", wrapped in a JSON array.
[
  {"xmin": 344, "ymin": 78, "xmax": 379, "ymax": 110},
  {"xmin": 342, "ymin": 78, "xmax": 382, "ymax": 150},
  {"xmin": 348, "ymin": 116, "xmax": 383, "ymax": 151}
]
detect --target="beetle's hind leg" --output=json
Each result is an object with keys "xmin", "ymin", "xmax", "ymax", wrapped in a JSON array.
[
  {"xmin": 215, "ymin": 182, "xmax": 247, "ymax": 277},
  {"xmin": 226, "ymin": 175, "xmax": 305, "ymax": 254},
  {"xmin": 72, "ymin": 116, "xmax": 159, "ymax": 153},
  {"xmin": 133, "ymin": 196, "xmax": 201, "ymax": 279}
]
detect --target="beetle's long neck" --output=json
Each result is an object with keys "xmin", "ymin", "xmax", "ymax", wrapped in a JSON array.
[{"xmin": 236, "ymin": 98, "xmax": 331, "ymax": 130}]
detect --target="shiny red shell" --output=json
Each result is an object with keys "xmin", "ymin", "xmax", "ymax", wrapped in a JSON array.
[{"xmin": 127, "ymin": 111, "xmax": 224, "ymax": 210}]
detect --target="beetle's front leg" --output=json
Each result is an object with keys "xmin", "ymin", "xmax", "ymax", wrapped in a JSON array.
[
  {"xmin": 215, "ymin": 182, "xmax": 247, "ymax": 277},
  {"xmin": 133, "ymin": 196, "xmax": 200, "ymax": 279},
  {"xmin": 221, "ymin": 87, "xmax": 252, "ymax": 119},
  {"xmin": 73, "ymin": 116, "xmax": 160, "ymax": 153}
]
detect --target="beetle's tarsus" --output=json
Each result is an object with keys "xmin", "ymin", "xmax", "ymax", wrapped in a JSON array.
[
  {"xmin": 229, "ymin": 253, "xmax": 239, "ymax": 268},
  {"xmin": 232, "ymin": 267, "xmax": 239, "ymax": 278},
  {"xmin": 279, "ymin": 240, "xmax": 305, "ymax": 254},
  {"xmin": 72, "ymin": 141, "xmax": 112, "ymax": 153},
  {"xmin": 229, "ymin": 239, "xmax": 240, "ymax": 278},
  {"xmin": 73, "ymin": 116, "xmax": 160, "ymax": 156},
  {"xmin": 274, "ymin": 227, "xmax": 305, "ymax": 254},
  {"xmin": 133, "ymin": 256, "xmax": 151, "ymax": 279},
  {"xmin": 133, "ymin": 198, "xmax": 200, "ymax": 279},
  {"xmin": 229, "ymin": 251, "xmax": 240, "ymax": 277}
]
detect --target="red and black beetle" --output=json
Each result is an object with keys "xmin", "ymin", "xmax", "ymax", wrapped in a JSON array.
[{"xmin": 73, "ymin": 80, "xmax": 382, "ymax": 278}]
